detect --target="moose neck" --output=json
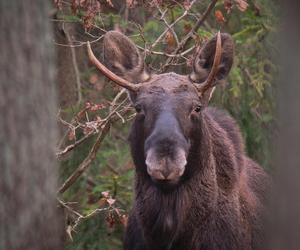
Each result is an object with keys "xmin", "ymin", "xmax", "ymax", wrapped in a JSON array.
[{"xmin": 128, "ymin": 111, "xmax": 218, "ymax": 248}]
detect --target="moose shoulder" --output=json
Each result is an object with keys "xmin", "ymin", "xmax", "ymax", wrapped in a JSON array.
[{"xmin": 87, "ymin": 31, "xmax": 269, "ymax": 250}]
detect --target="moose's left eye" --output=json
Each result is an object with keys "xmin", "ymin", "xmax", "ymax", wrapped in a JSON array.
[
  {"xmin": 193, "ymin": 104, "xmax": 202, "ymax": 113},
  {"xmin": 134, "ymin": 104, "xmax": 142, "ymax": 113}
]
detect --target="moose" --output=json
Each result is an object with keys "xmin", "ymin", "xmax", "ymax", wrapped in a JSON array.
[{"xmin": 87, "ymin": 31, "xmax": 269, "ymax": 250}]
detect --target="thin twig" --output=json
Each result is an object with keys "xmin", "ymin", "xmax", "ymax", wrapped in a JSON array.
[
  {"xmin": 58, "ymin": 104, "xmax": 132, "ymax": 193},
  {"xmin": 156, "ymin": 6, "xmax": 179, "ymax": 46},
  {"xmin": 178, "ymin": 0, "xmax": 218, "ymax": 51},
  {"xmin": 161, "ymin": 0, "xmax": 218, "ymax": 72},
  {"xmin": 58, "ymin": 198, "xmax": 112, "ymax": 235},
  {"xmin": 137, "ymin": 44, "xmax": 195, "ymax": 58},
  {"xmin": 58, "ymin": 121, "xmax": 111, "ymax": 194},
  {"xmin": 56, "ymin": 105, "xmax": 90, "ymax": 150},
  {"xmin": 53, "ymin": 34, "xmax": 104, "ymax": 48},
  {"xmin": 56, "ymin": 90, "xmax": 127, "ymax": 158},
  {"xmin": 150, "ymin": 0, "xmax": 197, "ymax": 49},
  {"xmin": 106, "ymin": 162, "xmax": 120, "ymax": 175},
  {"xmin": 64, "ymin": 25, "xmax": 82, "ymax": 104},
  {"xmin": 73, "ymin": 207, "xmax": 111, "ymax": 231},
  {"xmin": 56, "ymin": 103, "xmax": 127, "ymax": 158},
  {"xmin": 58, "ymin": 198, "xmax": 83, "ymax": 218},
  {"xmin": 56, "ymin": 132, "xmax": 92, "ymax": 158},
  {"xmin": 109, "ymin": 89, "xmax": 126, "ymax": 112}
]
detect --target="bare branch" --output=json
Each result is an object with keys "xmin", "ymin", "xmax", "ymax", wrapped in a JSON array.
[
  {"xmin": 58, "ymin": 121, "xmax": 111, "ymax": 194},
  {"xmin": 177, "ymin": 0, "xmax": 218, "ymax": 52},
  {"xmin": 156, "ymin": 6, "xmax": 179, "ymax": 46},
  {"xmin": 57, "ymin": 103, "xmax": 132, "ymax": 194},
  {"xmin": 57, "ymin": 198, "xmax": 117, "ymax": 239},
  {"xmin": 161, "ymin": 0, "xmax": 218, "ymax": 72},
  {"xmin": 64, "ymin": 27, "xmax": 82, "ymax": 105},
  {"xmin": 53, "ymin": 34, "xmax": 104, "ymax": 48},
  {"xmin": 137, "ymin": 44, "xmax": 195, "ymax": 58},
  {"xmin": 56, "ymin": 91, "xmax": 129, "ymax": 158},
  {"xmin": 56, "ymin": 132, "xmax": 91, "ymax": 158},
  {"xmin": 150, "ymin": 0, "xmax": 197, "ymax": 49}
]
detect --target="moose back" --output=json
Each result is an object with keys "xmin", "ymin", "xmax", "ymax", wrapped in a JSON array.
[{"xmin": 87, "ymin": 31, "xmax": 269, "ymax": 250}]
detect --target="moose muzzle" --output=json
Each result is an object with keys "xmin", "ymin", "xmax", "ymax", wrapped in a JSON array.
[
  {"xmin": 144, "ymin": 112, "xmax": 189, "ymax": 183},
  {"xmin": 145, "ymin": 147, "xmax": 187, "ymax": 182}
]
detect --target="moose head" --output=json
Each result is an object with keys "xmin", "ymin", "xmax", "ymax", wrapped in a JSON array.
[{"xmin": 87, "ymin": 31, "xmax": 234, "ymax": 189}]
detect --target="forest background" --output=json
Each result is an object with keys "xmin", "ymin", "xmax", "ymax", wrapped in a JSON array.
[{"xmin": 52, "ymin": 0, "xmax": 278, "ymax": 249}]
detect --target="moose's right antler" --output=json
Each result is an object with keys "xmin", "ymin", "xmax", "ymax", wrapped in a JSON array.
[
  {"xmin": 194, "ymin": 31, "xmax": 222, "ymax": 95},
  {"xmin": 87, "ymin": 41, "xmax": 140, "ymax": 92}
]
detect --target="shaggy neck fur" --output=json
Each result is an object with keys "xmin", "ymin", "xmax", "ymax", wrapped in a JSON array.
[{"xmin": 127, "ymin": 107, "xmax": 268, "ymax": 250}]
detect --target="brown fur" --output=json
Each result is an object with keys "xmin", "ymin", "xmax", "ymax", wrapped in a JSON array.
[{"xmin": 100, "ymin": 31, "xmax": 269, "ymax": 250}]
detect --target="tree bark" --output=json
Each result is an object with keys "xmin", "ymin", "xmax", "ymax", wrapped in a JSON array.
[
  {"xmin": 268, "ymin": 1, "xmax": 300, "ymax": 250},
  {"xmin": 0, "ymin": 1, "xmax": 63, "ymax": 249}
]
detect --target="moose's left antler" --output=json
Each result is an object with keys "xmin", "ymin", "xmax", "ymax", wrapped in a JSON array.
[{"xmin": 87, "ymin": 41, "xmax": 140, "ymax": 92}]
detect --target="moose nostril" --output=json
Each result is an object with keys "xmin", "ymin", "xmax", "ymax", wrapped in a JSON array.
[
  {"xmin": 148, "ymin": 169, "xmax": 167, "ymax": 180},
  {"xmin": 148, "ymin": 168, "xmax": 184, "ymax": 181},
  {"xmin": 160, "ymin": 169, "xmax": 170, "ymax": 180}
]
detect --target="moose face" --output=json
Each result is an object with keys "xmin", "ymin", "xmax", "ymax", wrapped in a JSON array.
[
  {"xmin": 134, "ymin": 74, "xmax": 199, "ymax": 185},
  {"xmin": 87, "ymin": 31, "xmax": 234, "ymax": 187}
]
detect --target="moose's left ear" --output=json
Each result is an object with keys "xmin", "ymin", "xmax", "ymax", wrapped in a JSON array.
[
  {"xmin": 103, "ymin": 31, "xmax": 150, "ymax": 84},
  {"xmin": 190, "ymin": 33, "xmax": 234, "ymax": 84}
]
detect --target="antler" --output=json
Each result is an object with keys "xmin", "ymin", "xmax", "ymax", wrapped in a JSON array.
[
  {"xmin": 87, "ymin": 41, "xmax": 140, "ymax": 92},
  {"xmin": 195, "ymin": 31, "xmax": 222, "ymax": 94}
]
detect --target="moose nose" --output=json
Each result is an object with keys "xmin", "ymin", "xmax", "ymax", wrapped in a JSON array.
[
  {"xmin": 145, "ymin": 148, "xmax": 187, "ymax": 182},
  {"xmin": 148, "ymin": 169, "xmax": 174, "ymax": 181}
]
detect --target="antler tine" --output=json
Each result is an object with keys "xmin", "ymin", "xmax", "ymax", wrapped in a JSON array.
[
  {"xmin": 197, "ymin": 31, "xmax": 222, "ymax": 94},
  {"xmin": 87, "ymin": 41, "xmax": 139, "ymax": 92}
]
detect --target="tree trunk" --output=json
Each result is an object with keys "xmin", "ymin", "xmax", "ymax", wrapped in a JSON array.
[
  {"xmin": 268, "ymin": 1, "xmax": 300, "ymax": 250},
  {"xmin": 0, "ymin": 1, "xmax": 63, "ymax": 249}
]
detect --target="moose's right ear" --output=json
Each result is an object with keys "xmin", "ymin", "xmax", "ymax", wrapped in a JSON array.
[
  {"xmin": 190, "ymin": 33, "xmax": 234, "ymax": 84},
  {"xmin": 103, "ymin": 31, "xmax": 150, "ymax": 84}
]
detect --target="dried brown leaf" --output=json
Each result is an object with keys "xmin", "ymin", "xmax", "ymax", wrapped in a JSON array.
[
  {"xmin": 98, "ymin": 197, "xmax": 107, "ymax": 207},
  {"xmin": 120, "ymin": 214, "xmax": 128, "ymax": 227},
  {"xmin": 183, "ymin": 0, "xmax": 191, "ymax": 10},
  {"xmin": 165, "ymin": 31, "xmax": 176, "ymax": 53},
  {"xmin": 68, "ymin": 129, "xmax": 76, "ymax": 141},
  {"xmin": 224, "ymin": 0, "xmax": 233, "ymax": 13},
  {"xmin": 184, "ymin": 23, "xmax": 192, "ymax": 35},
  {"xmin": 215, "ymin": 10, "xmax": 226, "ymax": 24},
  {"xmin": 89, "ymin": 74, "xmax": 98, "ymax": 84},
  {"xmin": 253, "ymin": 3, "xmax": 261, "ymax": 16},
  {"xmin": 106, "ymin": 212, "xmax": 115, "ymax": 230},
  {"xmin": 101, "ymin": 191, "xmax": 110, "ymax": 198},
  {"xmin": 54, "ymin": 0, "xmax": 62, "ymax": 10},
  {"xmin": 149, "ymin": 0, "xmax": 162, "ymax": 7},
  {"xmin": 126, "ymin": 0, "xmax": 137, "ymax": 8},
  {"xmin": 106, "ymin": 0, "xmax": 114, "ymax": 7},
  {"xmin": 83, "ymin": 126, "xmax": 93, "ymax": 135},
  {"xmin": 85, "ymin": 102, "xmax": 106, "ymax": 111},
  {"xmin": 235, "ymin": 0, "xmax": 248, "ymax": 12},
  {"xmin": 106, "ymin": 198, "xmax": 116, "ymax": 206}
]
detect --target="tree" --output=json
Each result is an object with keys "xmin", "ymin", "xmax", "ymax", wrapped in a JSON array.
[
  {"xmin": 0, "ymin": 1, "xmax": 63, "ymax": 249},
  {"xmin": 268, "ymin": 1, "xmax": 300, "ymax": 249}
]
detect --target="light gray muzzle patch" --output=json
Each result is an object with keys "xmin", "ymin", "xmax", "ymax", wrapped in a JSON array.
[{"xmin": 145, "ymin": 148, "xmax": 187, "ymax": 181}]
